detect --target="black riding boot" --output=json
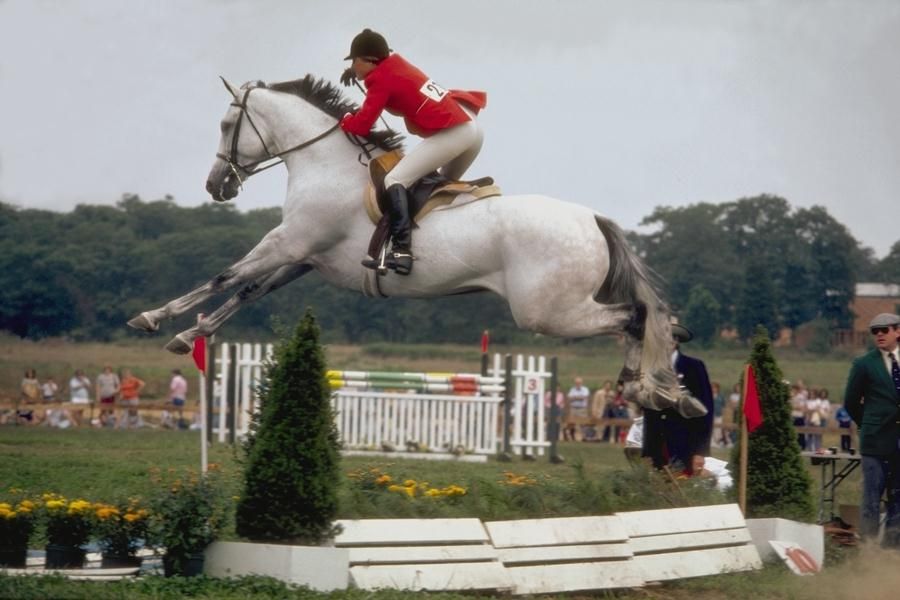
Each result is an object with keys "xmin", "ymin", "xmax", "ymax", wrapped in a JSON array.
[{"xmin": 362, "ymin": 184, "xmax": 414, "ymax": 275}]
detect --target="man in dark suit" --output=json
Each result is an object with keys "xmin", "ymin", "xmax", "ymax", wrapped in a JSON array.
[
  {"xmin": 844, "ymin": 312, "xmax": 900, "ymax": 546},
  {"xmin": 641, "ymin": 319, "xmax": 715, "ymax": 476}
]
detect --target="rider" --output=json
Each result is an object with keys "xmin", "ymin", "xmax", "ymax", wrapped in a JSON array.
[{"xmin": 339, "ymin": 28, "xmax": 487, "ymax": 276}]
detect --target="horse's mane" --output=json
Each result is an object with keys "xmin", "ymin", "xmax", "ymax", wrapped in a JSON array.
[{"xmin": 265, "ymin": 75, "xmax": 404, "ymax": 152}]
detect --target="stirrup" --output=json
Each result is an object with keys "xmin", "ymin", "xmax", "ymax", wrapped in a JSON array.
[
  {"xmin": 361, "ymin": 247, "xmax": 413, "ymax": 276},
  {"xmin": 390, "ymin": 251, "xmax": 413, "ymax": 276},
  {"xmin": 362, "ymin": 244, "xmax": 390, "ymax": 275}
]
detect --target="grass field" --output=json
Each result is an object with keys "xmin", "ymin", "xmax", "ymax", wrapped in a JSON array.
[{"xmin": 0, "ymin": 427, "xmax": 892, "ymax": 599}]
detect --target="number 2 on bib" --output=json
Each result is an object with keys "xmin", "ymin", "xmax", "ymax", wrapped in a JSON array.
[{"xmin": 419, "ymin": 79, "xmax": 448, "ymax": 102}]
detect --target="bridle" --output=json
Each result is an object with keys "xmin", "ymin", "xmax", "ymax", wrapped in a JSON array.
[{"xmin": 216, "ymin": 85, "xmax": 340, "ymax": 188}]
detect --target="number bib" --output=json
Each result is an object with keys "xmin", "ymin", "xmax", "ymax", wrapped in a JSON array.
[{"xmin": 419, "ymin": 79, "xmax": 449, "ymax": 103}]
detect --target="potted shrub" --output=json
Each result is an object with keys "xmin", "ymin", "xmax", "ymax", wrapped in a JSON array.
[
  {"xmin": 148, "ymin": 467, "xmax": 228, "ymax": 577},
  {"xmin": 0, "ymin": 493, "xmax": 37, "ymax": 568},
  {"xmin": 42, "ymin": 494, "xmax": 94, "ymax": 569},
  {"xmin": 94, "ymin": 499, "xmax": 150, "ymax": 568}
]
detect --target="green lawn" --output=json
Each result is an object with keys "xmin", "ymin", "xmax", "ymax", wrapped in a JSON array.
[{"xmin": 0, "ymin": 427, "xmax": 887, "ymax": 599}]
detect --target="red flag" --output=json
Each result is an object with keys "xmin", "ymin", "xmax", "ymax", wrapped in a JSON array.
[
  {"xmin": 480, "ymin": 330, "xmax": 489, "ymax": 354},
  {"xmin": 743, "ymin": 364, "xmax": 763, "ymax": 433},
  {"xmin": 192, "ymin": 336, "xmax": 207, "ymax": 374}
]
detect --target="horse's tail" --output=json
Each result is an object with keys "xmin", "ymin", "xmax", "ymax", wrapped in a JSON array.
[{"xmin": 593, "ymin": 214, "xmax": 671, "ymax": 380}]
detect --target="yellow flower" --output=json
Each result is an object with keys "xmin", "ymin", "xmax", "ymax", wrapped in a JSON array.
[
  {"xmin": 403, "ymin": 479, "xmax": 416, "ymax": 487},
  {"xmin": 374, "ymin": 475, "xmax": 392, "ymax": 485},
  {"xmin": 18, "ymin": 500, "xmax": 35, "ymax": 510},
  {"xmin": 425, "ymin": 488, "xmax": 443, "ymax": 497},
  {"xmin": 45, "ymin": 499, "xmax": 66, "ymax": 510},
  {"xmin": 123, "ymin": 513, "xmax": 141, "ymax": 523},
  {"xmin": 0, "ymin": 503, "xmax": 11, "ymax": 511},
  {"xmin": 402, "ymin": 486, "xmax": 416, "ymax": 498}
]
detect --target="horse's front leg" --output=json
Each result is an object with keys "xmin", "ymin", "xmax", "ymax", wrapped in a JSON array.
[
  {"xmin": 163, "ymin": 263, "xmax": 313, "ymax": 354},
  {"xmin": 127, "ymin": 225, "xmax": 299, "ymax": 333}
]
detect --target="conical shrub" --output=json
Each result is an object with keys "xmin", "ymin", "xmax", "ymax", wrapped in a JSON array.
[
  {"xmin": 235, "ymin": 309, "xmax": 341, "ymax": 543},
  {"xmin": 730, "ymin": 325, "xmax": 815, "ymax": 521}
]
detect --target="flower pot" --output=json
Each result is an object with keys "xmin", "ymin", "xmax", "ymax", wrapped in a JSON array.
[
  {"xmin": 45, "ymin": 544, "xmax": 86, "ymax": 569},
  {"xmin": 100, "ymin": 553, "xmax": 143, "ymax": 569},
  {"xmin": 163, "ymin": 552, "xmax": 205, "ymax": 577},
  {"xmin": 0, "ymin": 546, "xmax": 27, "ymax": 568}
]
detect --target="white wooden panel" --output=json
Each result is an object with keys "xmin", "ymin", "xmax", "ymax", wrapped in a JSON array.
[
  {"xmin": 348, "ymin": 544, "xmax": 498, "ymax": 565},
  {"xmin": 335, "ymin": 518, "xmax": 489, "ymax": 546},
  {"xmin": 350, "ymin": 562, "xmax": 512, "ymax": 591},
  {"xmin": 498, "ymin": 542, "xmax": 632, "ymax": 565},
  {"xmin": 633, "ymin": 545, "xmax": 762, "ymax": 582},
  {"xmin": 616, "ymin": 504, "xmax": 746, "ymax": 537},
  {"xmin": 485, "ymin": 516, "xmax": 629, "ymax": 548},
  {"xmin": 629, "ymin": 528, "xmax": 752, "ymax": 555},
  {"xmin": 1, "ymin": 566, "xmax": 140, "ymax": 578},
  {"xmin": 506, "ymin": 561, "xmax": 644, "ymax": 594}
]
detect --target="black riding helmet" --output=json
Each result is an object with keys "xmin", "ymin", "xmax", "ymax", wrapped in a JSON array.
[{"xmin": 345, "ymin": 28, "xmax": 391, "ymax": 61}]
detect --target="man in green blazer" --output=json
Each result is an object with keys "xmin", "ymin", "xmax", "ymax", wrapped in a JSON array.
[{"xmin": 844, "ymin": 312, "xmax": 900, "ymax": 546}]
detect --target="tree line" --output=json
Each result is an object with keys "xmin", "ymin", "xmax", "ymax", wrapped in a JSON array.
[{"xmin": 0, "ymin": 193, "xmax": 895, "ymax": 346}]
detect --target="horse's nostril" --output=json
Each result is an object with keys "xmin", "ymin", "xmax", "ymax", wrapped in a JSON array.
[{"xmin": 205, "ymin": 179, "xmax": 214, "ymax": 193}]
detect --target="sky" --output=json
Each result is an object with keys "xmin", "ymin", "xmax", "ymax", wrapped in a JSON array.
[{"xmin": 1, "ymin": 0, "xmax": 898, "ymax": 257}]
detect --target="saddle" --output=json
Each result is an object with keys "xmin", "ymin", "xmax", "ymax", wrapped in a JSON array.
[{"xmin": 364, "ymin": 150, "xmax": 502, "ymax": 260}]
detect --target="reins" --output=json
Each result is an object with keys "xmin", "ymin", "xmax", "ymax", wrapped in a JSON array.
[{"xmin": 217, "ymin": 81, "xmax": 390, "ymax": 184}]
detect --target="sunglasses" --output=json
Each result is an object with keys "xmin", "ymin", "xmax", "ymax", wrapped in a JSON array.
[{"xmin": 871, "ymin": 326, "xmax": 893, "ymax": 335}]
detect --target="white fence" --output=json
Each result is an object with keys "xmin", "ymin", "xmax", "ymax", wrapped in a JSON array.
[{"xmin": 210, "ymin": 343, "xmax": 554, "ymax": 457}]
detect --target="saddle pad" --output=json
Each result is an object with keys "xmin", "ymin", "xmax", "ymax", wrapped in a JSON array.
[{"xmin": 365, "ymin": 184, "xmax": 502, "ymax": 260}]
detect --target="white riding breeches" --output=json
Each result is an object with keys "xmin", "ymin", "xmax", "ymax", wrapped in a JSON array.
[{"xmin": 384, "ymin": 106, "xmax": 483, "ymax": 189}]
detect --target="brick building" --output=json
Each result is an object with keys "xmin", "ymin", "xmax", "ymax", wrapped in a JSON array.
[{"xmin": 834, "ymin": 283, "xmax": 900, "ymax": 346}]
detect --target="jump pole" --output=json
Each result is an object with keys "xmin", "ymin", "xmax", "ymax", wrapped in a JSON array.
[{"xmin": 738, "ymin": 364, "xmax": 750, "ymax": 515}]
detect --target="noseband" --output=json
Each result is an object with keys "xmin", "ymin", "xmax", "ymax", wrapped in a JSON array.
[{"xmin": 216, "ymin": 86, "xmax": 340, "ymax": 187}]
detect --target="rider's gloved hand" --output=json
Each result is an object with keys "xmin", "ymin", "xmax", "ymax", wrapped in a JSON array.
[{"xmin": 340, "ymin": 68, "xmax": 356, "ymax": 87}]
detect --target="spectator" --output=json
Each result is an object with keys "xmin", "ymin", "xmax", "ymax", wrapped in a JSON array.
[
  {"xmin": 724, "ymin": 383, "xmax": 741, "ymax": 446},
  {"xmin": 565, "ymin": 377, "xmax": 590, "ymax": 441},
  {"xmin": 608, "ymin": 380, "xmax": 629, "ymax": 444},
  {"xmin": 592, "ymin": 380, "xmax": 613, "ymax": 442},
  {"xmin": 790, "ymin": 383, "xmax": 808, "ymax": 450},
  {"xmin": 641, "ymin": 318, "xmax": 714, "ymax": 476},
  {"xmin": 118, "ymin": 369, "xmax": 146, "ymax": 429},
  {"xmin": 711, "ymin": 382, "xmax": 725, "ymax": 447},
  {"xmin": 41, "ymin": 376, "xmax": 59, "ymax": 403},
  {"xmin": 806, "ymin": 388, "xmax": 826, "ymax": 452},
  {"xmin": 96, "ymin": 365, "xmax": 120, "ymax": 427},
  {"xmin": 19, "ymin": 368, "xmax": 41, "ymax": 425},
  {"xmin": 68, "ymin": 369, "xmax": 92, "ymax": 427},
  {"xmin": 843, "ymin": 312, "xmax": 900, "ymax": 546},
  {"xmin": 168, "ymin": 369, "xmax": 188, "ymax": 428},
  {"xmin": 835, "ymin": 404, "xmax": 853, "ymax": 452}
]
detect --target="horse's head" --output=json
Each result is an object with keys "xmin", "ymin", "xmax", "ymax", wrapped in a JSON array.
[{"xmin": 206, "ymin": 78, "xmax": 271, "ymax": 202}]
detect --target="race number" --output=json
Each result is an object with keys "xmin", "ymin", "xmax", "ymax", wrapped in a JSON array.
[
  {"xmin": 419, "ymin": 79, "xmax": 448, "ymax": 102},
  {"xmin": 525, "ymin": 377, "xmax": 539, "ymax": 393}
]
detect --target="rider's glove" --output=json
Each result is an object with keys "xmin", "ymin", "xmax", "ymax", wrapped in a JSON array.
[{"xmin": 340, "ymin": 68, "xmax": 357, "ymax": 87}]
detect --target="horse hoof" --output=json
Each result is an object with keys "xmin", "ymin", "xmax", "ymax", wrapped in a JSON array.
[
  {"xmin": 127, "ymin": 312, "xmax": 159, "ymax": 333},
  {"xmin": 676, "ymin": 393, "xmax": 708, "ymax": 418},
  {"xmin": 164, "ymin": 334, "xmax": 193, "ymax": 355}
]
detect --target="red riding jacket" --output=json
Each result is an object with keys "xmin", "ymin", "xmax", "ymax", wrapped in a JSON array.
[{"xmin": 340, "ymin": 53, "xmax": 486, "ymax": 138}]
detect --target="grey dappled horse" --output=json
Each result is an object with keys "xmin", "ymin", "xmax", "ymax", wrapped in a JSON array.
[{"xmin": 128, "ymin": 76, "xmax": 704, "ymax": 417}]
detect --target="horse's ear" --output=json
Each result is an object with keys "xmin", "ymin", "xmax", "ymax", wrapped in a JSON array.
[{"xmin": 219, "ymin": 76, "xmax": 238, "ymax": 99}]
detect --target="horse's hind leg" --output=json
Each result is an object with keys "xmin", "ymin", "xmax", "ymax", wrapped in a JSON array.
[
  {"xmin": 128, "ymin": 225, "xmax": 298, "ymax": 333},
  {"xmin": 164, "ymin": 263, "xmax": 312, "ymax": 354}
]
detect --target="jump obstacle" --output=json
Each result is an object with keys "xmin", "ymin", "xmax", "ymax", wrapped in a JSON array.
[{"xmin": 203, "ymin": 342, "xmax": 558, "ymax": 460}]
